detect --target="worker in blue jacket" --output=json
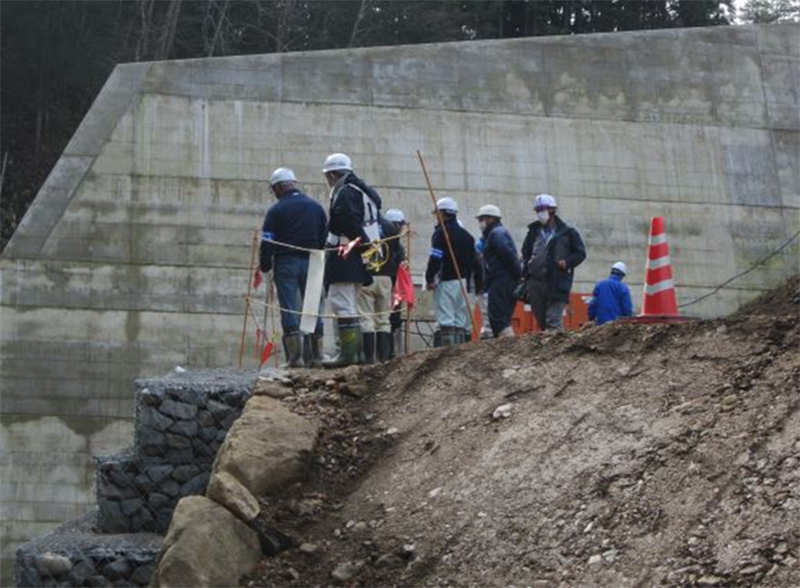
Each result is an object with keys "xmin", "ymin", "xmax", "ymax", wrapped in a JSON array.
[
  {"xmin": 425, "ymin": 197, "xmax": 476, "ymax": 346},
  {"xmin": 588, "ymin": 262, "xmax": 634, "ymax": 325},
  {"xmin": 260, "ymin": 167, "xmax": 328, "ymax": 367},
  {"xmin": 476, "ymin": 204, "xmax": 522, "ymax": 337}
]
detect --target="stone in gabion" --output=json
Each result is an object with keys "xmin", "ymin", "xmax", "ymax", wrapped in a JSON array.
[
  {"xmin": 133, "ymin": 474, "xmax": 155, "ymax": 495},
  {"xmin": 147, "ymin": 465, "xmax": 172, "ymax": 485},
  {"xmin": 206, "ymin": 399, "xmax": 231, "ymax": 423},
  {"xmin": 138, "ymin": 388, "xmax": 163, "ymax": 406},
  {"xmin": 171, "ymin": 465, "xmax": 200, "ymax": 483},
  {"xmin": 86, "ymin": 574, "xmax": 111, "ymax": 587},
  {"xmin": 158, "ymin": 399, "xmax": 197, "ymax": 420},
  {"xmin": 102, "ymin": 557, "xmax": 133, "ymax": 582},
  {"xmin": 197, "ymin": 410, "xmax": 214, "ymax": 428},
  {"xmin": 191, "ymin": 437, "xmax": 215, "ymax": 458},
  {"xmin": 130, "ymin": 563, "xmax": 155, "ymax": 586},
  {"xmin": 121, "ymin": 498, "xmax": 144, "ymax": 517},
  {"xmin": 222, "ymin": 389, "xmax": 248, "ymax": 407},
  {"xmin": 68, "ymin": 558, "xmax": 95, "ymax": 585},
  {"xmin": 180, "ymin": 473, "xmax": 210, "ymax": 496},
  {"xmin": 155, "ymin": 508, "xmax": 173, "ymax": 532},
  {"xmin": 138, "ymin": 409, "xmax": 174, "ymax": 433},
  {"xmin": 165, "ymin": 434, "xmax": 193, "ymax": 460},
  {"xmin": 138, "ymin": 427, "xmax": 166, "ymax": 458},
  {"xmin": 34, "ymin": 552, "xmax": 72, "ymax": 576},
  {"xmin": 169, "ymin": 420, "xmax": 198, "ymax": 437},
  {"xmin": 198, "ymin": 427, "xmax": 217, "ymax": 444},
  {"xmin": 170, "ymin": 387, "xmax": 209, "ymax": 407},
  {"xmin": 161, "ymin": 480, "xmax": 180, "ymax": 498},
  {"xmin": 99, "ymin": 501, "xmax": 127, "ymax": 534},
  {"xmin": 148, "ymin": 493, "xmax": 170, "ymax": 510}
]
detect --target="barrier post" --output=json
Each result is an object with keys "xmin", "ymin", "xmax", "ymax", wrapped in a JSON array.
[{"xmin": 238, "ymin": 229, "xmax": 259, "ymax": 367}]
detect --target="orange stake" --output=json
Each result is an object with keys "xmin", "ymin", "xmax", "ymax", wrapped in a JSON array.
[{"xmin": 416, "ymin": 150, "xmax": 475, "ymax": 332}]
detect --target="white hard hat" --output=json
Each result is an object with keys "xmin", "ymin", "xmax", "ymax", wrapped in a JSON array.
[
  {"xmin": 322, "ymin": 153, "xmax": 353, "ymax": 174},
  {"xmin": 612, "ymin": 261, "xmax": 628, "ymax": 275},
  {"xmin": 476, "ymin": 204, "xmax": 502, "ymax": 219},
  {"xmin": 434, "ymin": 197, "xmax": 458, "ymax": 214},
  {"xmin": 385, "ymin": 209, "xmax": 406, "ymax": 223},
  {"xmin": 269, "ymin": 167, "xmax": 297, "ymax": 186},
  {"xmin": 534, "ymin": 194, "xmax": 557, "ymax": 209}
]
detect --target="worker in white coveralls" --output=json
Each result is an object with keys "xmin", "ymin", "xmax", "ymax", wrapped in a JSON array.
[
  {"xmin": 321, "ymin": 153, "xmax": 382, "ymax": 367},
  {"xmin": 520, "ymin": 194, "xmax": 587, "ymax": 330},
  {"xmin": 425, "ymin": 197, "xmax": 477, "ymax": 347},
  {"xmin": 476, "ymin": 204, "xmax": 522, "ymax": 337},
  {"xmin": 259, "ymin": 167, "xmax": 328, "ymax": 367}
]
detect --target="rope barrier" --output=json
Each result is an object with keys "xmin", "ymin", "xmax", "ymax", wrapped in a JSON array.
[
  {"xmin": 262, "ymin": 228, "xmax": 410, "ymax": 255},
  {"xmin": 245, "ymin": 294, "xmax": 409, "ymax": 320},
  {"xmin": 679, "ymin": 229, "xmax": 800, "ymax": 309}
]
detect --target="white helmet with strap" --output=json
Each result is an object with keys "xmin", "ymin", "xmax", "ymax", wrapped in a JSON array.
[
  {"xmin": 434, "ymin": 197, "xmax": 458, "ymax": 214},
  {"xmin": 476, "ymin": 204, "xmax": 502, "ymax": 219},
  {"xmin": 322, "ymin": 153, "xmax": 353, "ymax": 174},
  {"xmin": 269, "ymin": 167, "xmax": 297, "ymax": 186}
]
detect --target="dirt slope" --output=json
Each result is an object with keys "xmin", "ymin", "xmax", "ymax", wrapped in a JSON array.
[{"xmin": 246, "ymin": 278, "xmax": 799, "ymax": 588}]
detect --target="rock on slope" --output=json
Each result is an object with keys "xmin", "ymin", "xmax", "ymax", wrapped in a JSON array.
[{"xmin": 246, "ymin": 277, "xmax": 799, "ymax": 588}]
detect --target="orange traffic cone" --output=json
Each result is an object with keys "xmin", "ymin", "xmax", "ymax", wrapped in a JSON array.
[
  {"xmin": 643, "ymin": 217, "xmax": 679, "ymax": 316},
  {"xmin": 621, "ymin": 217, "xmax": 691, "ymax": 324}
]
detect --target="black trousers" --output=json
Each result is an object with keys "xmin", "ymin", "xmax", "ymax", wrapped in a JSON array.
[{"xmin": 488, "ymin": 275, "xmax": 517, "ymax": 336}]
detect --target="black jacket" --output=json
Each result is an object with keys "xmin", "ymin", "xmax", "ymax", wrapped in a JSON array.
[
  {"xmin": 481, "ymin": 222, "xmax": 521, "ymax": 286},
  {"xmin": 425, "ymin": 217, "xmax": 476, "ymax": 290},
  {"xmin": 521, "ymin": 216, "xmax": 586, "ymax": 302},
  {"xmin": 325, "ymin": 172, "xmax": 381, "ymax": 286},
  {"xmin": 259, "ymin": 189, "xmax": 328, "ymax": 273}
]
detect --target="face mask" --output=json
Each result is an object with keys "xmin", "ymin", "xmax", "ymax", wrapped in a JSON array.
[
  {"xmin": 536, "ymin": 210, "xmax": 550, "ymax": 223},
  {"xmin": 478, "ymin": 220, "xmax": 488, "ymax": 232}
]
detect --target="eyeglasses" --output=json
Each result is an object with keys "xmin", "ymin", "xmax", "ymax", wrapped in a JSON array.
[{"xmin": 534, "ymin": 205, "xmax": 549, "ymax": 212}]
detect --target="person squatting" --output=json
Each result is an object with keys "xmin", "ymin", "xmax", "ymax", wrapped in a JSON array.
[{"xmin": 259, "ymin": 153, "xmax": 625, "ymax": 369}]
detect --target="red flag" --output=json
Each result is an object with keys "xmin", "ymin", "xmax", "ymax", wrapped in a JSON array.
[
  {"xmin": 253, "ymin": 270, "xmax": 262, "ymax": 290},
  {"xmin": 260, "ymin": 340, "xmax": 274, "ymax": 367},
  {"xmin": 393, "ymin": 264, "xmax": 415, "ymax": 309}
]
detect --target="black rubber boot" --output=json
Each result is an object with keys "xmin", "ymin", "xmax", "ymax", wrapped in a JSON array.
[
  {"xmin": 309, "ymin": 335, "xmax": 324, "ymax": 369},
  {"xmin": 302, "ymin": 334, "xmax": 313, "ymax": 366},
  {"xmin": 441, "ymin": 327, "xmax": 458, "ymax": 347},
  {"xmin": 362, "ymin": 332, "xmax": 376, "ymax": 364},
  {"xmin": 281, "ymin": 332, "xmax": 304, "ymax": 368},
  {"xmin": 377, "ymin": 332, "xmax": 392, "ymax": 362},
  {"xmin": 433, "ymin": 329, "xmax": 443, "ymax": 348}
]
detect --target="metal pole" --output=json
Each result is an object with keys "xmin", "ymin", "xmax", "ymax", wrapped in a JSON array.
[
  {"xmin": 238, "ymin": 229, "xmax": 258, "ymax": 367},
  {"xmin": 416, "ymin": 150, "xmax": 475, "ymax": 331}
]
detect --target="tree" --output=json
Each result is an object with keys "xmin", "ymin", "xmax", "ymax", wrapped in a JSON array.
[{"xmin": 739, "ymin": 0, "xmax": 800, "ymax": 23}]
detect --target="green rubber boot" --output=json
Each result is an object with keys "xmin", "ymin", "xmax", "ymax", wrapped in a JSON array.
[{"xmin": 323, "ymin": 319, "xmax": 361, "ymax": 368}]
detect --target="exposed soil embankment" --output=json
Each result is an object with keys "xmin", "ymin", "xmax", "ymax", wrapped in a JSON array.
[{"xmin": 245, "ymin": 278, "xmax": 800, "ymax": 588}]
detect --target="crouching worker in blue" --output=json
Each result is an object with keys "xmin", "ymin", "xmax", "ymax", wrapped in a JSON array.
[
  {"xmin": 425, "ymin": 197, "xmax": 476, "ymax": 346},
  {"xmin": 260, "ymin": 167, "xmax": 328, "ymax": 367},
  {"xmin": 321, "ymin": 153, "xmax": 382, "ymax": 368},
  {"xmin": 588, "ymin": 262, "xmax": 633, "ymax": 325},
  {"xmin": 476, "ymin": 205, "xmax": 522, "ymax": 338}
]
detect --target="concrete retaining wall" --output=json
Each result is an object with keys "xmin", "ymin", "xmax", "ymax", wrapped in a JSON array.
[{"xmin": 1, "ymin": 24, "xmax": 798, "ymax": 582}]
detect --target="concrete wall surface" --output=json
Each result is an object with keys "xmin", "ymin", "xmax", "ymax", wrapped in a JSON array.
[{"xmin": 1, "ymin": 24, "xmax": 798, "ymax": 581}]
